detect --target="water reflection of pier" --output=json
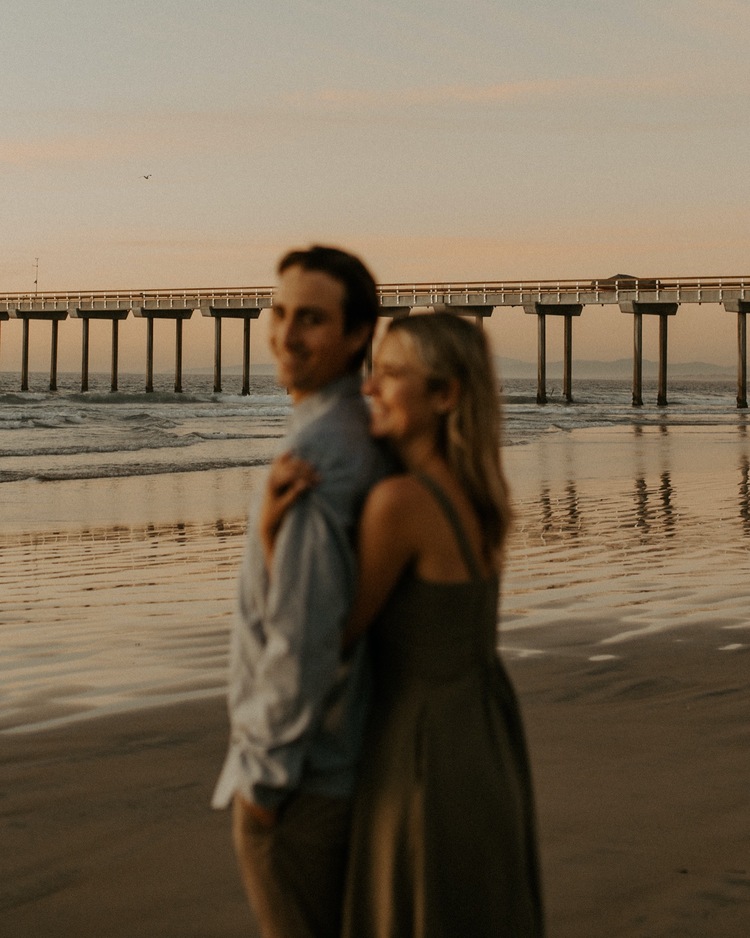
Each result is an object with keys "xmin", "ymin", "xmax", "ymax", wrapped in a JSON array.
[
  {"xmin": 522, "ymin": 460, "xmax": 750, "ymax": 546},
  {"xmin": 3, "ymin": 517, "xmax": 247, "ymax": 553},
  {"xmin": 1, "ymin": 276, "xmax": 749, "ymax": 406}
]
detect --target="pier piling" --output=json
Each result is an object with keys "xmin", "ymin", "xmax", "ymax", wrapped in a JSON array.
[
  {"xmin": 214, "ymin": 317, "xmax": 222, "ymax": 393},
  {"xmin": 135, "ymin": 308, "xmax": 195, "ymax": 393},
  {"xmin": 81, "ymin": 319, "xmax": 90, "ymax": 391},
  {"xmin": 21, "ymin": 319, "xmax": 29, "ymax": 391},
  {"xmin": 0, "ymin": 312, "xmax": 8, "ymax": 369},
  {"xmin": 242, "ymin": 318, "xmax": 251, "ymax": 396},
  {"xmin": 658, "ymin": 313, "xmax": 669, "ymax": 407},
  {"xmin": 146, "ymin": 318, "xmax": 154, "ymax": 392},
  {"xmin": 738, "ymin": 310, "xmax": 747, "ymax": 410},
  {"xmin": 71, "ymin": 309, "xmax": 131, "ymax": 392},
  {"xmin": 632, "ymin": 313, "xmax": 643, "ymax": 407},
  {"xmin": 724, "ymin": 300, "xmax": 749, "ymax": 408},
  {"xmin": 620, "ymin": 301, "xmax": 678, "ymax": 406},
  {"xmin": 111, "ymin": 319, "xmax": 120, "ymax": 392},
  {"xmin": 50, "ymin": 320, "xmax": 59, "ymax": 391},
  {"xmin": 200, "ymin": 306, "xmax": 262, "ymax": 395},
  {"xmin": 537, "ymin": 312, "xmax": 547, "ymax": 405},
  {"xmin": 10, "ymin": 309, "xmax": 70, "ymax": 391},
  {"xmin": 175, "ymin": 318, "xmax": 184, "ymax": 393},
  {"xmin": 524, "ymin": 303, "xmax": 583, "ymax": 403}
]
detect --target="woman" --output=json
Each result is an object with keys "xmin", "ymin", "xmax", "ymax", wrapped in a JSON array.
[{"xmin": 262, "ymin": 313, "xmax": 544, "ymax": 937}]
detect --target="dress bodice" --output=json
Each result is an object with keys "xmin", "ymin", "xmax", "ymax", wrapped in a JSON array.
[{"xmin": 367, "ymin": 474, "xmax": 500, "ymax": 685}]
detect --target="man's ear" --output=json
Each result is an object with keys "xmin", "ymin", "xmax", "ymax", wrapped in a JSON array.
[{"xmin": 346, "ymin": 322, "xmax": 374, "ymax": 361}]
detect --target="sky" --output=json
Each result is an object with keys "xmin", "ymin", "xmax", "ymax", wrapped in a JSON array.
[{"xmin": 1, "ymin": 0, "xmax": 749, "ymax": 371}]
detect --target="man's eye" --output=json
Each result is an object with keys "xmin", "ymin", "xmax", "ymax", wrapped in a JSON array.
[{"xmin": 301, "ymin": 312, "xmax": 325, "ymax": 326}]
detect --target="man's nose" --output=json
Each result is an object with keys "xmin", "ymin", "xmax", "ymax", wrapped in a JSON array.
[{"xmin": 280, "ymin": 314, "xmax": 302, "ymax": 348}]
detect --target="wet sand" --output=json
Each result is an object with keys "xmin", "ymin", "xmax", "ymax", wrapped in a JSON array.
[
  {"xmin": 1, "ymin": 631, "xmax": 747, "ymax": 937},
  {"xmin": 1, "ymin": 424, "xmax": 749, "ymax": 935}
]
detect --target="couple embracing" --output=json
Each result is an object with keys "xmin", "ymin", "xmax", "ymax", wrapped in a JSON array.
[{"xmin": 212, "ymin": 246, "xmax": 544, "ymax": 938}]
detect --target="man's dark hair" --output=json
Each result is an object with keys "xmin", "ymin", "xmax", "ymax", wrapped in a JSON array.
[{"xmin": 277, "ymin": 245, "xmax": 380, "ymax": 368}]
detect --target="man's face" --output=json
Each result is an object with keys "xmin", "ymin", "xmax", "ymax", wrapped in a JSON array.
[{"xmin": 269, "ymin": 265, "xmax": 370, "ymax": 402}]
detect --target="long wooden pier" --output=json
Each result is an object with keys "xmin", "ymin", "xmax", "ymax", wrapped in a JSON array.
[{"xmin": 0, "ymin": 276, "xmax": 748, "ymax": 407}]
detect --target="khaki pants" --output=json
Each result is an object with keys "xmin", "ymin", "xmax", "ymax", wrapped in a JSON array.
[{"xmin": 232, "ymin": 791, "xmax": 352, "ymax": 938}]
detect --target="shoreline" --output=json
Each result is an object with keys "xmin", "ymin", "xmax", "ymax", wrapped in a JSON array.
[{"xmin": 1, "ymin": 629, "xmax": 747, "ymax": 937}]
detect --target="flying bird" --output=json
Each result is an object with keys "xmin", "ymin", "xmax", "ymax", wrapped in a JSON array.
[{"xmin": 142, "ymin": 174, "xmax": 152, "ymax": 179}]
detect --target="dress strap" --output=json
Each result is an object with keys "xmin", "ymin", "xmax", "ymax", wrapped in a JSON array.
[{"xmin": 413, "ymin": 472, "xmax": 484, "ymax": 580}]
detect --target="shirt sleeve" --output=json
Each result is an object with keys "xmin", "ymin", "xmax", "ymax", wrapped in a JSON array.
[{"xmin": 227, "ymin": 489, "xmax": 356, "ymax": 809}]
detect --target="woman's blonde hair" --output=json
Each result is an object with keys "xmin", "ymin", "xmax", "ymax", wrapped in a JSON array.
[{"xmin": 386, "ymin": 313, "xmax": 512, "ymax": 559}]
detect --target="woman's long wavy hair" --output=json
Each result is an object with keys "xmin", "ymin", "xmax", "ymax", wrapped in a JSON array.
[{"xmin": 386, "ymin": 313, "xmax": 512, "ymax": 563}]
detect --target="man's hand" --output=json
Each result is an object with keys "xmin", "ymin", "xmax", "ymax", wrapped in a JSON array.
[{"xmin": 259, "ymin": 452, "xmax": 319, "ymax": 569}]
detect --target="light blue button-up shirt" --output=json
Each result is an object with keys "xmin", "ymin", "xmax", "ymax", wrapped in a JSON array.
[{"xmin": 212, "ymin": 374, "xmax": 389, "ymax": 810}]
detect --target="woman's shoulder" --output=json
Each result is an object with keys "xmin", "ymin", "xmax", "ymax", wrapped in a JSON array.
[{"xmin": 365, "ymin": 474, "xmax": 432, "ymax": 520}]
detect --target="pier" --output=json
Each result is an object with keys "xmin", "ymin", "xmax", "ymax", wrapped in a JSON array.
[{"xmin": 1, "ymin": 276, "xmax": 748, "ymax": 407}]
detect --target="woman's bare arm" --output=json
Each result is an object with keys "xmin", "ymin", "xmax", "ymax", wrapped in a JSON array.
[{"xmin": 342, "ymin": 478, "xmax": 419, "ymax": 650}]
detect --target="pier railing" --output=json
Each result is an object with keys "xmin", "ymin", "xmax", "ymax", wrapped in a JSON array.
[
  {"xmin": 376, "ymin": 277, "xmax": 750, "ymax": 307},
  {"xmin": 2, "ymin": 276, "xmax": 749, "ymax": 312}
]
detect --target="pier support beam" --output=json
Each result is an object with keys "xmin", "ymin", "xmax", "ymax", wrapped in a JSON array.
[
  {"xmin": 242, "ymin": 318, "xmax": 251, "ymax": 396},
  {"xmin": 537, "ymin": 313, "xmax": 547, "ymax": 404},
  {"xmin": 70, "ymin": 309, "xmax": 130, "ymax": 392},
  {"xmin": 135, "ymin": 309, "xmax": 195, "ymax": 393},
  {"xmin": 200, "ymin": 306, "xmax": 262, "ymax": 395},
  {"xmin": 22, "ymin": 319, "xmax": 29, "ymax": 390},
  {"xmin": 8, "ymin": 308, "xmax": 70, "ymax": 391},
  {"xmin": 620, "ymin": 302, "xmax": 679, "ymax": 406},
  {"xmin": 0, "ymin": 311, "xmax": 9, "ymax": 372},
  {"xmin": 50, "ymin": 319, "xmax": 59, "ymax": 391},
  {"xmin": 723, "ymin": 300, "xmax": 749, "ymax": 409},
  {"xmin": 175, "ymin": 318, "xmax": 184, "ymax": 393},
  {"xmin": 111, "ymin": 319, "xmax": 120, "ymax": 392},
  {"xmin": 632, "ymin": 313, "xmax": 643, "ymax": 407},
  {"xmin": 524, "ymin": 303, "xmax": 584, "ymax": 404},
  {"xmin": 214, "ymin": 317, "xmax": 222, "ymax": 392},
  {"xmin": 81, "ymin": 319, "xmax": 90, "ymax": 391}
]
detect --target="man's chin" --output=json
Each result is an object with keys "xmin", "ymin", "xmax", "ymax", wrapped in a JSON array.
[{"xmin": 275, "ymin": 364, "xmax": 301, "ymax": 389}]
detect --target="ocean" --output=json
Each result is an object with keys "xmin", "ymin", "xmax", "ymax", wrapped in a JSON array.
[{"xmin": 1, "ymin": 372, "xmax": 748, "ymax": 733}]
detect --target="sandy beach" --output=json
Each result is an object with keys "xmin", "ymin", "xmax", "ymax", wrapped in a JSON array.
[
  {"xmin": 1, "ymin": 632, "xmax": 747, "ymax": 937},
  {"xmin": 1, "ymin": 420, "xmax": 749, "ymax": 936}
]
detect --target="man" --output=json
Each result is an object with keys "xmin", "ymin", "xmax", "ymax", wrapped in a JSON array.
[{"xmin": 212, "ymin": 246, "xmax": 389, "ymax": 938}]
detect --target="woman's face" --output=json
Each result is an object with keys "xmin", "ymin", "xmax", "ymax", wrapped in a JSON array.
[{"xmin": 364, "ymin": 331, "xmax": 446, "ymax": 444}]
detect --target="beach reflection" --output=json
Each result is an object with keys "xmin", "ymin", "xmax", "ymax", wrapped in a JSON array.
[
  {"xmin": 740, "ymin": 457, "xmax": 750, "ymax": 537},
  {"xmin": 537, "ymin": 483, "xmax": 581, "ymax": 541},
  {"xmin": 633, "ymin": 472, "xmax": 676, "ymax": 542},
  {"xmin": 519, "ymin": 461, "xmax": 750, "ymax": 548},
  {"xmin": 0, "ymin": 516, "xmax": 248, "ymax": 733},
  {"xmin": 502, "ymin": 425, "xmax": 750, "ymax": 646}
]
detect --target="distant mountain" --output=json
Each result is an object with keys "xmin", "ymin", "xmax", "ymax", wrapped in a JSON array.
[
  {"xmin": 495, "ymin": 357, "xmax": 735, "ymax": 380},
  {"xmin": 188, "ymin": 359, "xmax": 734, "ymax": 380},
  {"xmin": 187, "ymin": 363, "xmax": 276, "ymax": 375}
]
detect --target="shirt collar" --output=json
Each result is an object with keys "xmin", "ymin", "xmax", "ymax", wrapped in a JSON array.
[{"xmin": 288, "ymin": 372, "xmax": 363, "ymax": 433}]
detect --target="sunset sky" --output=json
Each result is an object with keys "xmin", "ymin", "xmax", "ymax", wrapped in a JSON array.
[{"xmin": 2, "ymin": 0, "xmax": 749, "ymax": 371}]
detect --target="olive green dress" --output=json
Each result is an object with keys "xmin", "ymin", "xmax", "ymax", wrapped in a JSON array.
[{"xmin": 342, "ymin": 475, "xmax": 544, "ymax": 938}]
